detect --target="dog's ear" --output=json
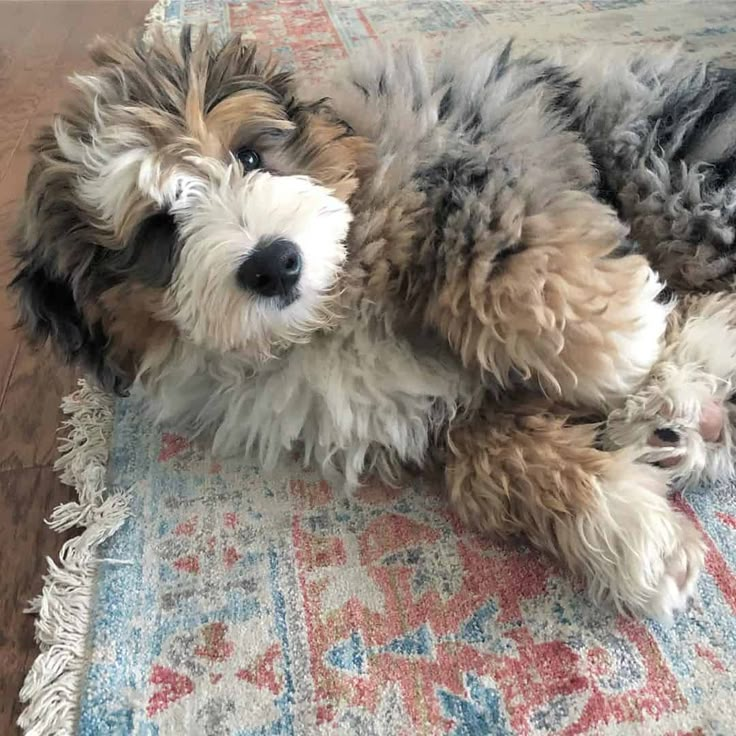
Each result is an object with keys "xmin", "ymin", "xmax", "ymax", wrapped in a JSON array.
[
  {"xmin": 291, "ymin": 98, "xmax": 375, "ymax": 202},
  {"xmin": 11, "ymin": 120, "xmax": 134, "ymax": 395},
  {"xmin": 10, "ymin": 262, "xmax": 131, "ymax": 395}
]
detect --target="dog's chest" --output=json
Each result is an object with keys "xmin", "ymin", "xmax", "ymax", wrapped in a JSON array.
[{"xmin": 147, "ymin": 322, "xmax": 473, "ymax": 481}]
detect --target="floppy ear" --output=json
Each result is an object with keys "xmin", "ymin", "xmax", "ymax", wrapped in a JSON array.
[
  {"xmin": 10, "ymin": 117, "xmax": 135, "ymax": 396},
  {"xmin": 10, "ymin": 261, "xmax": 131, "ymax": 395},
  {"xmin": 291, "ymin": 99, "xmax": 375, "ymax": 202}
]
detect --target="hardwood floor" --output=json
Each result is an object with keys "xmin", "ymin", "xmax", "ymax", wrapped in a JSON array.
[{"xmin": 0, "ymin": 3, "xmax": 152, "ymax": 731}]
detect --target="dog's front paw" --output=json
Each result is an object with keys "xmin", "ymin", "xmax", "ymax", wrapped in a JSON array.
[
  {"xmin": 606, "ymin": 292, "xmax": 736, "ymax": 489},
  {"xmin": 605, "ymin": 366, "xmax": 734, "ymax": 489},
  {"xmin": 641, "ymin": 515, "xmax": 704, "ymax": 622},
  {"xmin": 580, "ymin": 459, "xmax": 704, "ymax": 622},
  {"xmin": 644, "ymin": 398, "xmax": 725, "ymax": 465}
]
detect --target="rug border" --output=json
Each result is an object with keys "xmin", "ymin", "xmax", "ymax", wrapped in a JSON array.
[{"xmin": 16, "ymin": 380, "xmax": 126, "ymax": 735}]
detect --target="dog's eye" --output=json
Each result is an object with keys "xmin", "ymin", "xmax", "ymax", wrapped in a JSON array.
[{"xmin": 235, "ymin": 148, "xmax": 261, "ymax": 172}]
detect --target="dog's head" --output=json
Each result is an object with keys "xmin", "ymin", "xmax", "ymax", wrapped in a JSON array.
[{"xmin": 10, "ymin": 26, "xmax": 372, "ymax": 392}]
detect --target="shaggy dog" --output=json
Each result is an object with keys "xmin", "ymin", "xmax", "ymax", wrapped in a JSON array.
[{"xmin": 10, "ymin": 27, "xmax": 736, "ymax": 620}]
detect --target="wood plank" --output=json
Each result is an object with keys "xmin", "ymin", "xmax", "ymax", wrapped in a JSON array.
[
  {"xmin": 0, "ymin": 3, "xmax": 73, "ymax": 180},
  {"xmin": 0, "ymin": 343, "xmax": 74, "ymax": 471},
  {"xmin": 0, "ymin": 467, "xmax": 75, "ymax": 735}
]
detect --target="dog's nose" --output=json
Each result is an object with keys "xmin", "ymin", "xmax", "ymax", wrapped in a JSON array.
[{"xmin": 237, "ymin": 238, "xmax": 302, "ymax": 298}]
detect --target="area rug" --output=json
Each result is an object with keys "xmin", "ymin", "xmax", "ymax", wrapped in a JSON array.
[{"xmin": 18, "ymin": 1, "xmax": 736, "ymax": 735}]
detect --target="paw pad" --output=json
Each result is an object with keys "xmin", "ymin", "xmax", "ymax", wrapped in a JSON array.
[{"xmin": 652, "ymin": 427, "xmax": 680, "ymax": 445}]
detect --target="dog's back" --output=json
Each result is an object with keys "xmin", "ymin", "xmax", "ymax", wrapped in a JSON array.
[
  {"xmin": 571, "ymin": 49, "xmax": 736, "ymax": 291},
  {"xmin": 327, "ymin": 38, "xmax": 736, "ymax": 294}
]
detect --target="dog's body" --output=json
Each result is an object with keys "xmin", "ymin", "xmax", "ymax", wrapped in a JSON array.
[{"xmin": 11, "ymin": 28, "xmax": 736, "ymax": 619}]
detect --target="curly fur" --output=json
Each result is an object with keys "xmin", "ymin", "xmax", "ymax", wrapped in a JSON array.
[{"xmin": 11, "ymin": 28, "xmax": 736, "ymax": 620}]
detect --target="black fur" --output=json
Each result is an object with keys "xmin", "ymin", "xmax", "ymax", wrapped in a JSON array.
[
  {"xmin": 10, "ymin": 264, "xmax": 130, "ymax": 394},
  {"xmin": 95, "ymin": 211, "xmax": 181, "ymax": 291}
]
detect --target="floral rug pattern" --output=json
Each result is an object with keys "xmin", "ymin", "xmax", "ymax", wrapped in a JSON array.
[{"xmin": 77, "ymin": 393, "xmax": 736, "ymax": 735}]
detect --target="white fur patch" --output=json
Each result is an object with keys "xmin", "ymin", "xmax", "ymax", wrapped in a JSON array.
[
  {"xmin": 574, "ymin": 267, "xmax": 672, "ymax": 408},
  {"xmin": 169, "ymin": 169, "xmax": 353, "ymax": 354},
  {"xmin": 606, "ymin": 269, "xmax": 672, "ymax": 397},
  {"xmin": 570, "ymin": 454, "xmax": 704, "ymax": 621},
  {"xmin": 140, "ymin": 319, "xmax": 476, "ymax": 489}
]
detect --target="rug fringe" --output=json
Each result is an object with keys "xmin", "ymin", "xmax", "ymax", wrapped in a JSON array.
[{"xmin": 17, "ymin": 379, "xmax": 128, "ymax": 736}]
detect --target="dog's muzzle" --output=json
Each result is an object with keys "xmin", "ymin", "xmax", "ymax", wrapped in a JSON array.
[{"xmin": 237, "ymin": 237, "xmax": 302, "ymax": 303}]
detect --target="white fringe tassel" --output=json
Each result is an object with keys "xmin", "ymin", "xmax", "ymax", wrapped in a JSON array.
[{"xmin": 17, "ymin": 380, "xmax": 129, "ymax": 736}]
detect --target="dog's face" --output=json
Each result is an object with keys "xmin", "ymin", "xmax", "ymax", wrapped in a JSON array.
[{"xmin": 11, "ymin": 27, "xmax": 372, "ymax": 392}]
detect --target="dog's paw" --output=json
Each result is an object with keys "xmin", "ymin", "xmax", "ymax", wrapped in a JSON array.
[
  {"xmin": 641, "ymin": 515, "xmax": 705, "ymax": 622},
  {"xmin": 643, "ymin": 399, "xmax": 725, "ymax": 467},
  {"xmin": 582, "ymin": 458, "xmax": 704, "ymax": 622},
  {"xmin": 606, "ymin": 372, "xmax": 734, "ymax": 489}
]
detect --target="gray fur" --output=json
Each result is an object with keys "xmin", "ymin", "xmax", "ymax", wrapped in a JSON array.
[
  {"xmin": 330, "ymin": 39, "xmax": 598, "ymax": 311},
  {"xmin": 569, "ymin": 49, "xmax": 736, "ymax": 290},
  {"xmin": 332, "ymin": 39, "xmax": 736, "ymax": 294}
]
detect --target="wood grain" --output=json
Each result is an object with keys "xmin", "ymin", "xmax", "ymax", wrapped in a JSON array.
[
  {"xmin": 0, "ymin": 2, "xmax": 152, "ymax": 731},
  {"xmin": 0, "ymin": 468, "xmax": 75, "ymax": 730}
]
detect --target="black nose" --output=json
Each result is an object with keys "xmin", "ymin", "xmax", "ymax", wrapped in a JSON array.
[{"xmin": 237, "ymin": 238, "xmax": 302, "ymax": 298}]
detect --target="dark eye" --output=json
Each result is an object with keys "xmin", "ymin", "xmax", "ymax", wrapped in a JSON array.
[{"xmin": 235, "ymin": 148, "xmax": 261, "ymax": 171}]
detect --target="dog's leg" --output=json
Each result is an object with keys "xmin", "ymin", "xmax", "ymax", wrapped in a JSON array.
[
  {"xmin": 446, "ymin": 406, "xmax": 704, "ymax": 620},
  {"xmin": 606, "ymin": 292, "xmax": 736, "ymax": 489},
  {"xmin": 424, "ymin": 190, "xmax": 670, "ymax": 408}
]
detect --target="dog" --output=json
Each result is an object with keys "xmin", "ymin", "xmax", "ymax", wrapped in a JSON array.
[{"xmin": 10, "ymin": 26, "xmax": 736, "ymax": 620}]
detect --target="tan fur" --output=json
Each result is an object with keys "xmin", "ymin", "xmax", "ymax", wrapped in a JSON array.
[
  {"xmin": 206, "ymin": 91, "xmax": 294, "ymax": 154},
  {"xmin": 345, "ymin": 187, "xmax": 429, "ymax": 301},
  {"xmin": 295, "ymin": 115, "xmax": 374, "ymax": 201},
  {"xmin": 97, "ymin": 286, "xmax": 177, "ymax": 377},
  {"xmin": 446, "ymin": 402, "xmax": 603, "ymax": 545},
  {"xmin": 426, "ymin": 191, "xmax": 663, "ymax": 405}
]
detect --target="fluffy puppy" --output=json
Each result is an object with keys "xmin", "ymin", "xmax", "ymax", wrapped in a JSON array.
[{"xmin": 11, "ymin": 28, "xmax": 735, "ymax": 619}]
